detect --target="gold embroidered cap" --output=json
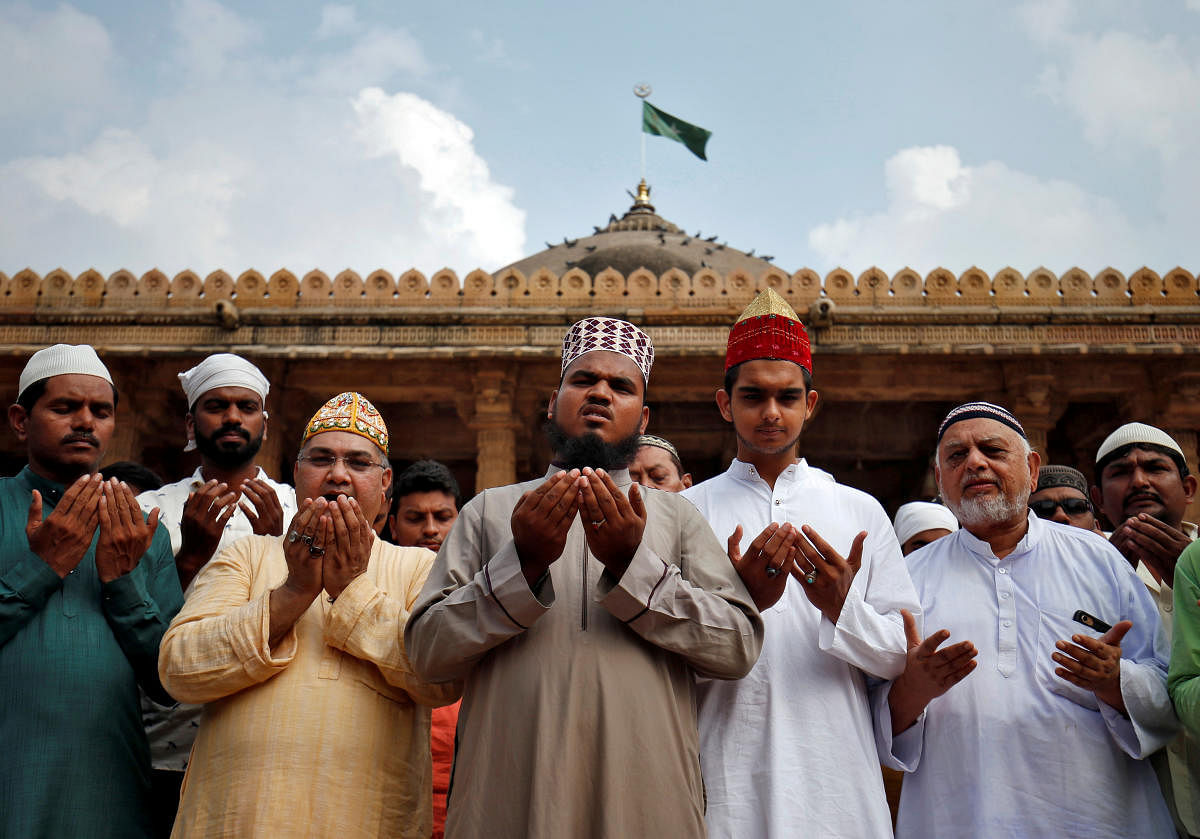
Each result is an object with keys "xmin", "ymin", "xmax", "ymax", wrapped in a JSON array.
[
  {"xmin": 301, "ymin": 392, "xmax": 389, "ymax": 454},
  {"xmin": 725, "ymin": 288, "xmax": 812, "ymax": 372}
]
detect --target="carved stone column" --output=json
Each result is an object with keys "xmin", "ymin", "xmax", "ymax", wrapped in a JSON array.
[
  {"xmin": 1158, "ymin": 372, "xmax": 1200, "ymax": 524},
  {"xmin": 466, "ymin": 365, "xmax": 519, "ymax": 492},
  {"xmin": 1005, "ymin": 369, "xmax": 1065, "ymax": 459},
  {"xmin": 108, "ymin": 377, "xmax": 144, "ymax": 465},
  {"xmin": 258, "ymin": 409, "xmax": 287, "ymax": 481}
]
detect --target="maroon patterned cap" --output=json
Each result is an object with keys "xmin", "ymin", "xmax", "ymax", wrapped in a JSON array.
[{"xmin": 561, "ymin": 317, "xmax": 654, "ymax": 383}]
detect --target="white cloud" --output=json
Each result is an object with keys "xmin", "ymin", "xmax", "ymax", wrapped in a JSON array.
[
  {"xmin": 17, "ymin": 129, "xmax": 158, "ymax": 227},
  {"xmin": 807, "ymin": 145, "xmax": 1142, "ymax": 274},
  {"xmin": 885, "ymin": 146, "xmax": 969, "ymax": 215},
  {"xmin": 0, "ymin": 2, "xmax": 525, "ymax": 275},
  {"xmin": 1020, "ymin": 0, "xmax": 1200, "ymax": 164},
  {"xmin": 171, "ymin": 0, "xmax": 259, "ymax": 77},
  {"xmin": 317, "ymin": 4, "xmax": 358, "ymax": 39},
  {"xmin": 1033, "ymin": 27, "xmax": 1200, "ymax": 160},
  {"xmin": 352, "ymin": 87, "xmax": 526, "ymax": 267},
  {"xmin": 0, "ymin": 3, "xmax": 113, "ymax": 118},
  {"xmin": 305, "ymin": 27, "xmax": 429, "ymax": 93},
  {"xmin": 6, "ymin": 127, "xmax": 246, "ymax": 266},
  {"xmin": 1188, "ymin": 0, "xmax": 1200, "ymax": 12},
  {"xmin": 1016, "ymin": 0, "xmax": 1073, "ymax": 46}
]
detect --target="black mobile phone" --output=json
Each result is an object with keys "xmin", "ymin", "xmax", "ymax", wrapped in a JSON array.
[{"xmin": 1073, "ymin": 610, "xmax": 1112, "ymax": 634}]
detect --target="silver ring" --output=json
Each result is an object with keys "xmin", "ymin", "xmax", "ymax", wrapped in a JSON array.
[
  {"xmin": 287, "ymin": 530, "xmax": 301, "ymax": 544},
  {"xmin": 591, "ymin": 518, "xmax": 606, "ymax": 530},
  {"xmin": 765, "ymin": 565, "xmax": 780, "ymax": 579},
  {"xmin": 301, "ymin": 534, "xmax": 314, "ymax": 546}
]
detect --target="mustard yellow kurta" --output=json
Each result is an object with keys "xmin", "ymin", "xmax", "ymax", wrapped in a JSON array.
[{"xmin": 159, "ymin": 534, "xmax": 461, "ymax": 839}]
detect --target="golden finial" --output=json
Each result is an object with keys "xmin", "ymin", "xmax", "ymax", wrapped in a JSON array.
[
  {"xmin": 735, "ymin": 287, "xmax": 800, "ymax": 323},
  {"xmin": 635, "ymin": 179, "xmax": 651, "ymax": 206}
]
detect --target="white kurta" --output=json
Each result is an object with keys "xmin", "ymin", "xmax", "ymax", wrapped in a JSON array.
[
  {"xmin": 682, "ymin": 458, "xmax": 919, "ymax": 839},
  {"xmin": 875, "ymin": 514, "xmax": 1177, "ymax": 838},
  {"xmin": 137, "ymin": 467, "xmax": 299, "ymax": 771}
]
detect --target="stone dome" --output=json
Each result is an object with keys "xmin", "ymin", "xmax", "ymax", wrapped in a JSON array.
[{"xmin": 497, "ymin": 181, "xmax": 779, "ymax": 279}]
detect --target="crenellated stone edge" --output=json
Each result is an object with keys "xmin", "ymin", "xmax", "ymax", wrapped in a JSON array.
[{"xmin": 1, "ymin": 265, "xmax": 1197, "ymax": 310}]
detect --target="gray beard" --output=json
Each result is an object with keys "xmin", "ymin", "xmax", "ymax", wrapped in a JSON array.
[
  {"xmin": 951, "ymin": 491, "xmax": 1028, "ymax": 528},
  {"xmin": 946, "ymin": 469, "xmax": 1032, "ymax": 528}
]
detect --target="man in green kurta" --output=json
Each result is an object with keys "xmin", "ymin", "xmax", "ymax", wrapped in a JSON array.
[{"xmin": 0, "ymin": 344, "xmax": 183, "ymax": 838}]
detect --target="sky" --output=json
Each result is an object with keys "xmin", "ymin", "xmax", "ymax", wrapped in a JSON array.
[{"xmin": 1, "ymin": 0, "xmax": 1197, "ymax": 278}]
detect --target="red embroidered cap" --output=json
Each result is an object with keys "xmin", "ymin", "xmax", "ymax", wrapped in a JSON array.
[{"xmin": 725, "ymin": 288, "xmax": 812, "ymax": 373}]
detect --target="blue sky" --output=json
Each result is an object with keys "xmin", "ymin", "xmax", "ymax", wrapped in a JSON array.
[{"xmin": 2, "ymin": 0, "xmax": 1197, "ymax": 278}]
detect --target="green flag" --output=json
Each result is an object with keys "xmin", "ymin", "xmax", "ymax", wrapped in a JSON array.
[{"xmin": 642, "ymin": 101, "xmax": 711, "ymax": 161}]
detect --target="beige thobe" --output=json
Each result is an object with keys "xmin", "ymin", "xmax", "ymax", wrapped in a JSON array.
[{"xmin": 405, "ymin": 468, "xmax": 763, "ymax": 839}]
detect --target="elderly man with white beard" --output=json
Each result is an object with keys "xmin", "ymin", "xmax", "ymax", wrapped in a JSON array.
[{"xmin": 873, "ymin": 401, "xmax": 1178, "ymax": 838}]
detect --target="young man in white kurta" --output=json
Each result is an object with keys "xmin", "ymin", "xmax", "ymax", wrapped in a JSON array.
[{"xmin": 682, "ymin": 288, "xmax": 919, "ymax": 838}]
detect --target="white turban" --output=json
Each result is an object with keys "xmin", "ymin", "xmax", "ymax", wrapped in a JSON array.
[
  {"xmin": 179, "ymin": 354, "xmax": 270, "ymax": 452},
  {"xmin": 893, "ymin": 501, "xmax": 959, "ymax": 547},
  {"xmin": 19, "ymin": 344, "xmax": 112, "ymax": 399}
]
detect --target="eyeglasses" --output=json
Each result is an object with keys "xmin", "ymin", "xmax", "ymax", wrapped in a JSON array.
[
  {"xmin": 1029, "ymin": 498, "xmax": 1091, "ymax": 518},
  {"xmin": 296, "ymin": 453, "xmax": 384, "ymax": 473}
]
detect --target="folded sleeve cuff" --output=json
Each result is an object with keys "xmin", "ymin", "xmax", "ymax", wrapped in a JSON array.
[
  {"xmin": 227, "ymin": 591, "xmax": 297, "ymax": 678},
  {"xmin": 324, "ymin": 573, "xmax": 376, "ymax": 649},
  {"xmin": 873, "ymin": 680, "xmax": 925, "ymax": 771},
  {"xmin": 1, "ymin": 552, "xmax": 63, "ymax": 606},
  {"xmin": 598, "ymin": 544, "xmax": 667, "ymax": 624},
  {"xmin": 483, "ymin": 543, "xmax": 553, "ymax": 629},
  {"xmin": 1107, "ymin": 657, "xmax": 1177, "ymax": 758},
  {"xmin": 100, "ymin": 569, "xmax": 153, "ymax": 616}
]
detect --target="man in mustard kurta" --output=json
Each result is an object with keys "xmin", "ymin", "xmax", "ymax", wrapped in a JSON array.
[
  {"xmin": 159, "ymin": 392, "xmax": 460, "ymax": 839},
  {"xmin": 405, "ymin": 318, "xmax": 764, "ymax": 839}
]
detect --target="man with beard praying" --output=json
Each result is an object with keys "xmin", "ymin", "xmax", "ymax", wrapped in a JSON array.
[
  {"xmin": 874, "ymin": 401, "xmax": 1177, "ymax": 838},
  {"xmin": 137, "ymin": 353, "xmax": 297, "ymax": 836},
  {"xmin": 405, "ymin": 316, "xmax": 763, "ymax": 839}
]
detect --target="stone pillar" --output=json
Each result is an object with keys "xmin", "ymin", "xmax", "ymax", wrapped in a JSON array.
[
  {"xmin": 1005, "ymin": 369, "xmax": 1064, "ymax": 462},
  {"xmin": 107, "ymin": 386, "xmax": 143, "ymax": 466},
  {"xmin": 1168, "ymin": 428, "xmax": 1199, "ymax": 525},
  {"xmin": 257, "ymin": 360, "xmax": 292, "ymax": 480},
  {"xmin": 1158, "ymin": 372, "xmax": 1200, "ymax": 525},
  {"xmin": 468, "ymin": 365, "xmax": 518, "ymax": 492},
  {"xmin": 1024, "ymin": 426, "xmax": 1049, "ymax": 458},
  {"xmin": 258, "ymin": 413, "xmax": 287, "ymax": 481}
]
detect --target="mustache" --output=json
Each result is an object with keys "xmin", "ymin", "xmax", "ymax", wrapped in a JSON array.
[
  {"xmin": 61, "ymin": 433, "xmax": 100, "ymax": 447},
  {"xmin": 960, "ymin": 471, "xmax": 998, "ymax": 489},
  {"xmin": 214, "ymin": 425, "xmax": 251, "ymax": 441},
  {"xmin": 1124, "ymin": 490, "xmax": 1162, "ymax": 505}
]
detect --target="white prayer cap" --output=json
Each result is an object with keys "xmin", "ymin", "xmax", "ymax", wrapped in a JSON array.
[
  {"xmin": 893, "ymin": 501, "xmax": 959, "ymax": 547},
  {"xmin": 1096, "ymin": 422, "xmax": 1184, "ymax": 465},
  {"xmin": 178, "ymin": 354, "xmax": 269, "ymax": 409},
  {"xmin": 18, "ymin": 344, "xmax": 112, "ymax": 399}
]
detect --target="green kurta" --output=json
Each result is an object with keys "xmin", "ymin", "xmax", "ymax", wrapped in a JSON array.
[{"xmin": 0, "ymin": 466, "xmax": 183, "ymax": 838}]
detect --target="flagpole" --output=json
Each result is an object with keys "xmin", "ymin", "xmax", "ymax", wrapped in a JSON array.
[{"xmin": 634, "ymin": 83, "xmax": 651, "ymax": 184}]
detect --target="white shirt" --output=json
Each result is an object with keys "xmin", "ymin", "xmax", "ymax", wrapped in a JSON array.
[
  {"xmin": 682, "ymin": 458, "xmax": 919, "ymax": 839},
  {"xmin": 876, "ymin": 513, "xmax": 1178, "ymax": 838},
  {"xmin": 137, "ymin": 466, "xmax": 298, "ymax": 562},
  {"xmin": 136, "ymin": 466, "xmax": 298, "ymax": 770}
]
